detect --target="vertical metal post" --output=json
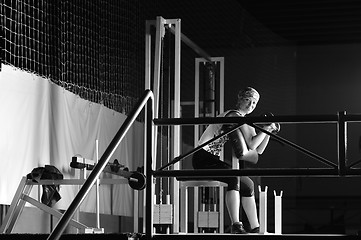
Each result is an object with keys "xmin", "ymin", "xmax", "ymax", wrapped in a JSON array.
[
  {"xmin": 145, "ymin": 20, "xmax": 153, "ymax": 91},
  {"xmin": 193, "ymin": 60, "xmax": 201, "ymax": 233},
  {"xmin": 219, "ymin": 185, "xmax": 224, "ymax": 233},
  {"xmin": 180, "ymin": 185, "xmax": 188, "ymax": 232},
  {"xmin": 144, "ymin": 19, "xmax": 153, "ymax": 234},
  {"xmin": 172, "ymin": 18, "xmax": 181, "ymax": 234},
  {"xmin": 151, "ymin": 18, "xmax": 164, "ymax": 209},
  {"xmin": 145, "ymin": 97, "xmax": 154, "ymax": 238},
  {"xmin": 95, "ymin": 140, "xmax": 101, "ymax": 230},
  {"xmin": 194, "ymin": 187, "xmax": 199, "ymax": 233},
  {"xmin": 152, "ymin": 16, "xmax": 164, "ymax": 121},
  {"xmin": 337, "ymin": 111, "xmax": 347, "ymax": 176},
  {"xmin": 218, "ymin": 58, "xmax": 225, "ymax": 114},
  {"xmin": 144, "ymin": 18, "xmax": 162, "ymax": 234},
  {"xmin": 194, "ymin": 58, "xmax": 200, "ymax": 135}
]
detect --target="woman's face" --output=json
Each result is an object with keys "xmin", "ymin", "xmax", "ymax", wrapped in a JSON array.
[{"xmin": 239, "ymin": 97, "xmax": 258, "ymax": 115}]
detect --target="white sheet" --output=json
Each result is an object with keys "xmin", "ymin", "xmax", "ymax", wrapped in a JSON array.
[{"xmin": 0, "ymin": 65, "xmax": 144, "ymax": 216}]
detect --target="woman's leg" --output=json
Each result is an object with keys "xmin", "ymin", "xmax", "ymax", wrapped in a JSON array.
[
  {"xmin": 240, "ymin": 176, "xmax": 259, "ymax": 230},
  {"xmin": 226, "ymin": 190, "xmax": 240, "ymax": 223},
  {"xmin": 242, "ymin": 195, "xmax": 259, "ymax": 229}
]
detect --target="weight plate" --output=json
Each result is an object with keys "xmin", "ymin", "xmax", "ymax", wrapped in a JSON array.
[{"xmin": 128, "ymin": 171, "xmax": 146, "ymax": 190}]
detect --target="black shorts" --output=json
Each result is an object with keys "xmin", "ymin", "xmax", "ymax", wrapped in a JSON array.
[{"xmin": 192, "ymin": 148, "xmax": 254, "ymax": 197}]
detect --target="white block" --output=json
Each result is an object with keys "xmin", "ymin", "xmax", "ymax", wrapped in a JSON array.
[
  {"xmin": 84, "ymin": 228, "xmax": 104, "ymax": 234},
  {"xmin": 258, "ymin": 186, "xmax": 268, "ymax": 234},
  {"xmin": 274, "ymin": 190, "xmax": 283, "ymax": 235}
]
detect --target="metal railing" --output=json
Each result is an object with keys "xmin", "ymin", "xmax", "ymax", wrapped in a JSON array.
[
  {"xmin": 147, "ymin": 110, "xmax": 361, "ymax": 237},
  {"xmin": 47, "ymin": 89, "xmax": 154, "ymax": 240},
  {"xmin": 153, "ymin": 111, "xmax": 361, "ymax": 177}
]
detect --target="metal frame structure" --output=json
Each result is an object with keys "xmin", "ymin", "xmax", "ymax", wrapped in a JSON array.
[
  {"xmin": 145, "ymin": 16, "xmax": 216, "ymax": 234},
  {"xmin": 190, "ymin": 57, "xmax": 225, "ymax": 233},
  {"xmin": 145, "ymin": 16, "xmax": 181, "ymax": 233},
  {"xmin": 148, "ymin": 112, "xmax": 361, "ymax": 238}
]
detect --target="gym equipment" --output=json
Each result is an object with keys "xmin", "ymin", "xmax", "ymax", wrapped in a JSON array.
[
  {"xmin": 70, "ymin": 157, "xmax": 146, "ymax": 191},
  {"xmin": 180, "ymin": 181, "xmax": 226, "ymax": 234},
  {"xmin": 258, "ymin": 186, "xmax": 284, "ymax": 235},
  {"xmin": 179, "ymin": 57, "xmax": 226, "ymax": 234},
  {"xmin": 258, "ymin": 186, "xmax": 268, "ymax": 234},
  {"xmin": 274, "ymin": 190, "xmax": 283, "ymax": 235}
]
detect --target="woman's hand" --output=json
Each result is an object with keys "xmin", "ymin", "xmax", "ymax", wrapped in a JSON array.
[{"xmin": 263, "ymin": 123, "xmax": 280, "ymax": 133}]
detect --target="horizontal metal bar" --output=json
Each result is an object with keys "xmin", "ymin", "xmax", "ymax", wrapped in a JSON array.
[
  {"xmin": 344, "ymin": 113, "xmax": 361, "ymax": 122},
  {"xmin": 26, "ymin": 179, "xmax": 128, "ymax": 185},
  {"xmin": 153, "ymin": 168, "xmax": 361, "ymax": 178},
  {"xmin": 153, "ymin": 114, "xmax": 340, "ymax": 126}
]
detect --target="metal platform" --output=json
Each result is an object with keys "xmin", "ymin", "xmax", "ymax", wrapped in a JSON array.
[
  {"xmin": 0, "ymin": 232, "xmax": 360, "ymax": 240},
  {"xmin": 149, "ymin": 233, "xmax": 359, "ymax": 240}
]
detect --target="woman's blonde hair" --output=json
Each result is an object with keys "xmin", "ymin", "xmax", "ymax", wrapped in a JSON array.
[{"xmin": 236, "ymin": 87, "xmax": 260, "ymax": 109}]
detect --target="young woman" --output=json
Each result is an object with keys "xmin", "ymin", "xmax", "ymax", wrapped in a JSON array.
[{"xmin": 192, "ymin": 87, "xmax": 279, "ymax": 234}]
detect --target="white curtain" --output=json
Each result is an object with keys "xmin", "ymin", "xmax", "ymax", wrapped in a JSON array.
[{"xmin": 0, "ymin": 65, "xmax": 144, "ymax": 216}]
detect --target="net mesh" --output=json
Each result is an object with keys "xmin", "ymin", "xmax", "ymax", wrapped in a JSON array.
[{"xmin": 1, "ymin": 0, "xmax": 144, "ymax": 114}]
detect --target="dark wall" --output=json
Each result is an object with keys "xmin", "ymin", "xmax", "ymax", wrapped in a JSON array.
[
  {"xmin": 285, "ymin": 43, "xmax": 361, "ymax": 234},
  {"xmin": 295, "ymin": 44, "xmax": 361, "ymax": 195},
  {"xmin": 297, "ymin": 44, "xmax": 361, "ymax": 114}
]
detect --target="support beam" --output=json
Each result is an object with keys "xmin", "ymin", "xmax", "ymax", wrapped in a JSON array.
[
  {"xmin": 153, "ymin": 168, "xmax": 361, "ymax": 178},
  {"xmin": 337, "ymin": 111, "xmax": 347, "ymax": 176}
]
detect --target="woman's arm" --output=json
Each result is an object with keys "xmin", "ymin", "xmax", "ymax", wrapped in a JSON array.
[
  {"xmin": 255, "ymin": 133, "xmax": 270, "ymax": 154},
  {"xmin": 224, "ymin": 110, "xmax": 273, "ymax": 158},
  {"xmin": 240, "ymin": 124, "xmax": 273, "ymax": 154}
]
